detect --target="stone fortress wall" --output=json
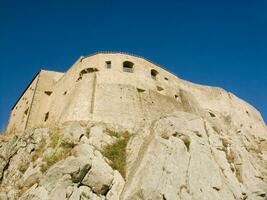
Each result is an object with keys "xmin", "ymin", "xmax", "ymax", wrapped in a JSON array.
[{"xmin": 7, "ymin": 52, "xmax": 266, "ymax": 133}]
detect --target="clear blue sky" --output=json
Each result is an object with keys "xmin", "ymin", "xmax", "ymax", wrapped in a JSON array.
[{"xmin": 0, "ymin": 0, "xmax": 266, "ymax": 131}]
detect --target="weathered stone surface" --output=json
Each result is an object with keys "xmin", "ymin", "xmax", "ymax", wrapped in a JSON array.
[
  {"xmin": 82, "ymin": 157, "xmax": 114, "ymax": 195},
  {"xmin": 1, "ymin": 67, "xmax": 267, "ymax": 200},
  {"xmin": 106, "ymin": 170, "xmax": 125, "ymax": 200},
  {"xmin": 88, "ymin": 126, "xmax": 116, "ymax": 151},
  {"xmin": 61, "ymin": 123, "xmax": 86, "ymax": 145},
  {"xmin": 121, "ymin": 111, "xmax": 267, "ymax": 200}
]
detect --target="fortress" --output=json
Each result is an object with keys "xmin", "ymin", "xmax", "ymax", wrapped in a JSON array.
[
  {"xmin": 3, "ymin": 52, "xmax": 267, "ymax": 200},
  {"xmin": 7, "ymin": 52, "xmax": 265, "ymax": 133}
]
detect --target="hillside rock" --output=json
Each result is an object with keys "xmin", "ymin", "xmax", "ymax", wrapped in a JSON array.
[
  {"xmin": 0, "ymin": 124, "xmax": 125, "ymax": 200},
  {"xmin": 0, "ymin": 89, "xmax": 267, "ymax": 200}
]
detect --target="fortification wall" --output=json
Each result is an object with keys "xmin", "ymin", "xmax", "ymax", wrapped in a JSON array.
[
  {"xmin": 26, "ymin": 70, "xmax": 63, "ymax": 129},
  {"xmin": 7, "ymin": 70, "xmax": 63, "ymax": 132},
  {"xmin": 7, "ymin": 75, "xmax": 39, "ymax": 132},
  {"xmin": 7, "ymin": 52, "xmax": 266, "ymax": 133},
  {"xmin": 41, "ymin": 53, "xmax": 184, "ymax": 129}
]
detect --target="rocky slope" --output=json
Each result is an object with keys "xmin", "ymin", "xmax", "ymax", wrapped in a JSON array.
[{"xmin": 0, "ymin": 88, "xmax": 267, "ymax": 200}]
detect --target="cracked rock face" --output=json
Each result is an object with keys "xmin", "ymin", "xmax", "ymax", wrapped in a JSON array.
[
  {"xmin": 0, "ymin": 92, "xmax": 267, "ymax": 200},
  {"xmin": 0, "ymin": 124, "xmax": 124, "ymax": 200},
  {"xmin": 121, "ymin": 110, "xmax": 267, "ymax": 200}
]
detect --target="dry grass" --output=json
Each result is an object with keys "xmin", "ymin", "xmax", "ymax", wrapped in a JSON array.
[
  {"xmin": 102, "ymin": 131, "xmax": 131, "ymax": 178},
  {"xmin": 40, "ymin": 146, "xmax": 73, "ymax": 173},
  {"xmin": 31, "ymin": 138, "xmax": 46, "ymax": 162},
  {"xmin": 105, "ymin": 128, "xmax": 120, "ymax": 138},
  {"xmin": 49, "ymin": 128, "xmax": 61, "ymax": 148},
  {"xmin": 17, "ymin": 161, "xmax": 30, "ymax": 173},
  {"xmin": 40, "ymin": 130, "xmax": 74, "ymax": 173}
]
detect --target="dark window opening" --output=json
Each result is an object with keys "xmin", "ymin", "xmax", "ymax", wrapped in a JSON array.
[
  {"xmin": 123, "ymin": 61, "xmax": 134, "ymax": 73},
  {"xmin": 137, "ymin": 88, "xmax": 146, "ymax": 92},
  {"xmin": 24, "ymin": 108, "xmax": 29, "ymax": 115},
  {"xmin": 44, "ymin": 91, "xmax": 53, "ymax": 96},
  {"xmin": 164, "ymin": 77, "xmax": 169, "ymax": 81},
  {"xmin": 209, "ymin": 112, "xmax": 216, "ymax": 118},
  {"xmin": 157, "ymin": 86, "xmax": 164, "ymax": 91},
  {"xmin": 77, "ymin": 68, "xmax": 99, "ymax": 81},
  {"xmin": 175, "ymin": 94, "xmax": 179, "ymax": 99},
  {"xmin": 63, "ymin": 91, "xmax": 67, "ymax": 95},
  {"xmin": 106, "ymin": 61, "xmax": 111, "ymax": 68},
  {"xmin": 44, "ymin": 112, "xmax": 49, "ymax": 122},
  {"xmin": 151, "ymin": 69, "xmax": 159, "ymax": 80}
]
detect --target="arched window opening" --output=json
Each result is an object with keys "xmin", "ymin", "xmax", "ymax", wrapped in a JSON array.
[
  {"xmin": 151, "ymin": 69, "xmax": 159, "ymax": 80},
  {"xmin": 106, "ymin": 61, "xmax": 111, "ymax": 68},
  {"xmin": 77, "ymin": 68, "xmax": 99, "ymax": 81},
  {"xmin": 123, "ymin": 61, "xmax": 134, "ymax": 73}
]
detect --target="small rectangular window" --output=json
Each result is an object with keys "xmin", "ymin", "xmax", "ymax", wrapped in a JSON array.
[{"xmin": 106, "ymin": 61, "xmax": 111, "ymax": 68}]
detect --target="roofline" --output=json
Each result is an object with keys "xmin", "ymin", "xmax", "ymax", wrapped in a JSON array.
[
  {"xmin": 11, "ymin": 70, "xmax": 41, "ymax": 110},
  {"xmin": 11, "ymin": 69, "xmax": 64, "ymax": 110},
  {"xmin": 83, "ymin": 51, "xmax": 179, "ymax": 79}
]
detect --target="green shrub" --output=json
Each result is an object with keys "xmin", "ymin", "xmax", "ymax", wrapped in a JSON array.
[
  {"xmin": 40, "ymin": 145, "xmax": 73, "ymax": 173},
  {"xmin": 105, "ymin": 128, "xmax": 120, "ymax": 138},
  {"xmin": 17, "ymin": 161, "xmax": 29, "ymax": 173},
  {"xmin": 102, "ymin": 131, "xmax": 131, "ymax": 178}
]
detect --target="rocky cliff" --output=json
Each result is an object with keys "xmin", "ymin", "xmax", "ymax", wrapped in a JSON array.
[{"xmin": 0, "ymin": 86, "xmax": 267, "ymax": 200}]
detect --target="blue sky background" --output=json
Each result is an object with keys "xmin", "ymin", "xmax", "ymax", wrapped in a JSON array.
[{"xmin": 0, "ymin": 0, "xmax": 266, "ymax": 131}]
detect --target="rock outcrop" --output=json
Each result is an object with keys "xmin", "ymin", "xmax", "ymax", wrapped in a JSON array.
[
  {"xmin": 1, "ymin": 85, "xmax": 267, "ymax": 200},
  {"xmin": 0, "ymin": 123, "xmax": 125, "ymax": 200}
]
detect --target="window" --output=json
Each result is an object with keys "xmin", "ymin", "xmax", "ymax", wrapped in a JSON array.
[
  {"xmin": 123, "ymin": 61, "xmax": 134, "ymax": 73},
  {"xmin": 137, "ymin": 88, "xmax": 145, "ymax": 92},
  {"xmin": 44, "ymin": 112, "xmax": 49, "ymax": 122},
  {"xmin": 44, "ymin": 91, "xmax": 53, "ymax": 96},
  {"xmin": 106, "ymin": 61, "xmax": 111, "ymax": 68},
  {"xmin": 151, "ymin": 69, "xmax": 159, "ymax": 80},
  {"xmin": 157, "ymin": 86, "xmax": 164, "ymax": 91},
  {"xmin": 24, "ymin": 108, "xmax": 29, "ymax": 115},
  {"xmin": 79, "ymin": 68, "xmax": 99, "ymax": 76},
  {"xmin": 77, "ymin": 68, "xmax": 99, "ymax": 81}
]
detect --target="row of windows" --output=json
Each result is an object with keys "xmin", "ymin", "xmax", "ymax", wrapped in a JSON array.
[
  {"xmin": 105, "ymin": 61, "xmax": 134, "ymax": 73},
  {"xmin": 104, "ymin": 60, "xmax": 162, "ymax": 80},
  {"xmin": 77, "ymin": 60, "xmax": 170, "ymax": 83}
]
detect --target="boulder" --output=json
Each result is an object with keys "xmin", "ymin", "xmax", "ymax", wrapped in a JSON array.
[{"xmin": 82, "ymin": 157, "xmax": 114, "ymax": 195}]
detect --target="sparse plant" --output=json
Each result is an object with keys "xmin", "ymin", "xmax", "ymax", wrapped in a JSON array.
[
  {"xmin": 60, "ymin": 139, "xmax": 75, "ymax": 149},
  {"xmin": 102, "ymin": 131, "xmax": 131, "ymax": 178},
  {"xmin": 181, "ymin": 135, "xmax": 190, "ymax": 151},
  {"xmin": 105, "ymin": 128, "xmax": 120, "ymax": 138},
  {"xmin": 31, "ymin": 138, "xmax": 46, "ymax": 162},
  {"xmin": 40, "ymin": 143, "xmax": 73, "ymax": 173},
  {"xmin": 49, "ymin": 128, "xmax": 61, "ymax": 148},
  {"xmin": 17, "ymin": 161, "xmax": 30, "ymax": 173}
]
